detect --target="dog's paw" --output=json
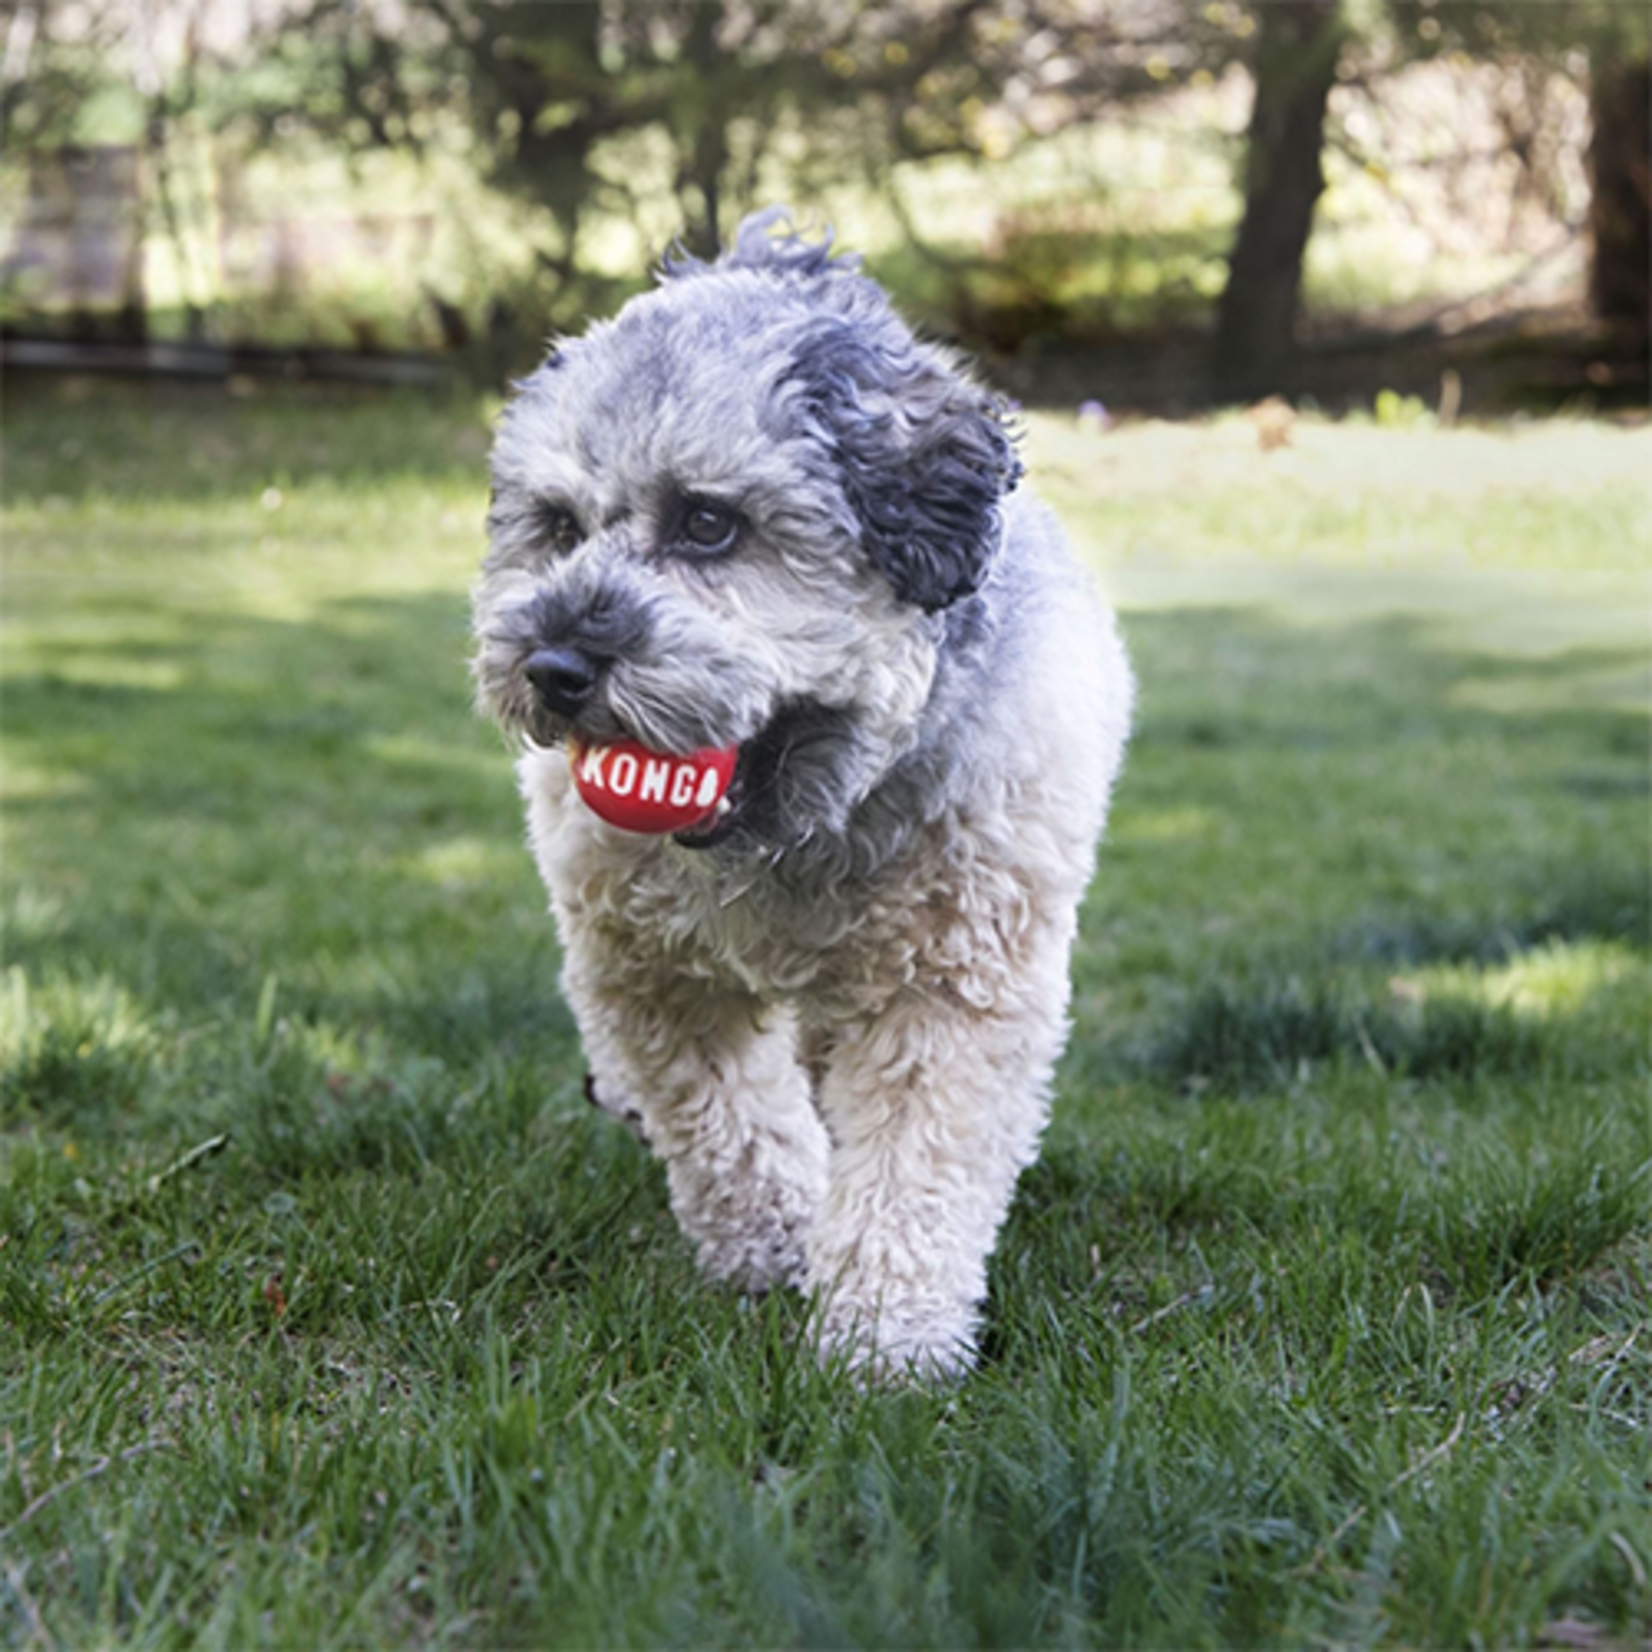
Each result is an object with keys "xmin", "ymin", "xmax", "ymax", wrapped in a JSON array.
[{"xmin": 812, "ymin": 1287, "xmax": 979, "ymax": 1383}]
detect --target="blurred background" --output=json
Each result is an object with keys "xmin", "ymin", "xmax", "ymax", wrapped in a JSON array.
[{"xmin": 2, "ymin": 0, "xmax": 1647, "ymax": 414}]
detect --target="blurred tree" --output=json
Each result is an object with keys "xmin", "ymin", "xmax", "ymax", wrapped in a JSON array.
[
  {"xmin": 1213, "ymin": 0, "xmax": 1649, "ymax": 399},
  {"xmin": 9, "ymin": 0, "xmax": 1636, "ymax": 388},
  {"xmin": 2, "ymin": 0, "xmax": 193, "ymax": 340},
  {"xmin": 1212, "ymin": 0, "xmax": 1347, "ymax": 400},
  {"xmin": 1, "ymin": 0, "xmax": 126, "ymax": 151},
  {"xmin": 1388, "ymin": 1, "xmax": 1651, "ymax": 348},
  {"xmin": 233, "ymin": 1, "xmax": 1006, "ymax": 302},
  {"xmin": 1588, "ymin": 55, "xmax": 1649, "ymax": 347},
  {"xmin": 225, "ymin": 0, "xmax": 1252, "ymax": 337}
]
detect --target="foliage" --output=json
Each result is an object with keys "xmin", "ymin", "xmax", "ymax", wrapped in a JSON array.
[
  {"xmin": 1384, "ymin": 0, "xmax": 1651, "ymax": 61},
  {"xmin": 0, "ymin": 2, "xmax": 127, "ymax": 149},
  {"xmin": 3, "ymin": 0, "xmax": 1633, "ymax": 366},
  {"xmin": 0, "ymin": 0, "xmax": 1256, "ymax": 342},
  {"xmin": 3, "ymin": 382, "xmax": 1649, "ymax": 1646}
]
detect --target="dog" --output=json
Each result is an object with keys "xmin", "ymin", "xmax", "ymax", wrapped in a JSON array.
[{"xmin": 473, "ymin": 210, "xmax": 1132, "ymax": 1377}]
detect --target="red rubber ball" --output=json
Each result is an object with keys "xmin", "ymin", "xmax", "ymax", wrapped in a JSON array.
[{"xmin": 568, "ymin": 737, "xmax": 737, "ymax": 835}]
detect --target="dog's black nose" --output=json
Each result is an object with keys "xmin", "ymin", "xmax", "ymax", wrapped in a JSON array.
[{"xmin": 525, "ymin": 646, "xmax": 605, "ymax": 717}]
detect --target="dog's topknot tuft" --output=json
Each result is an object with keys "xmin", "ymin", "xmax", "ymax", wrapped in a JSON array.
[{"xmin": 659, "ymin": 207, "xmax": 860, "ymax": 285}]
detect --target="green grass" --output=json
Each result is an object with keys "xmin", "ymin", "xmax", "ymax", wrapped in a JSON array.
[{"xmin": 3, "ymin": 379, "xmax": 1649, "ymax": 1648}]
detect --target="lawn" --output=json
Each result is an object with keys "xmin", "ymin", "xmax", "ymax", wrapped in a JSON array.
[{"xmin": 2, "ymin": 378, "xmax": 1649, "ymax": 1649}]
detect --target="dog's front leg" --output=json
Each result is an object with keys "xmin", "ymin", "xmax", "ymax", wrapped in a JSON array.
[
  {"xmin": 561, "ymin": 936, "xmax": 829, "ymax": 1293},
  {"xmin": 806, "ymin": 979, "xmax": 1071, "ymax": 1379}
]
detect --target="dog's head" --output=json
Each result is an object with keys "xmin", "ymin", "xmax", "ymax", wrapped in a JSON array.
[{"xmin": 473, "ymin": 209, "xmax": 1022, "ymax": 853}]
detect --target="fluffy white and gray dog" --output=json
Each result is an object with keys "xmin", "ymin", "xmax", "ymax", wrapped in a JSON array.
[{"xmin": 473, "ymin": 210, "xmax": 1132, "ymax": 1378}]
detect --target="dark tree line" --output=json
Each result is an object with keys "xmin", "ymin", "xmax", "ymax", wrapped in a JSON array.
[{"xmin": 5, "ymin": 0, "xmax": 1646, "ymax": 398}]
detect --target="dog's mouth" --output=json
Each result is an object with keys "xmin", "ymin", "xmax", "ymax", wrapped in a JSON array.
[
  {"xmin": 671, "ymin": 724, "xmax": 781, "ymax": 851},
  {"xmin": 671, "ymin": 765, "xmax": 747, "ymax": 849},
  {"xmin": 550, "ymin": 698, "xmax": 858, "ymax": 854},
  {"xmin": 671, "ymin": 698, "xmax": 857, "ymax": 853}
]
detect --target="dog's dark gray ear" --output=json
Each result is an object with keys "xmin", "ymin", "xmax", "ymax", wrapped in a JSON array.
[{"xmin": 788, "ymin": 321, "xmax": 1023, "ymax": 613}]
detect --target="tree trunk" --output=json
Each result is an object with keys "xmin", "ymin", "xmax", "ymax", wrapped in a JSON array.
[
  {"xmin": 1213, "ymin": 0, "xmax": 1345, "ymax": 403},
  {"xmin": 1588, "ymin": 55, "xmax": 1650, "ymax": 349},
  {"xmin": 487, "ymin": 1, "xmax": 604, "ymax": 268},
  {"xmin": 675, "ymin": 3, "xmax": 729, "ymax": 258}
]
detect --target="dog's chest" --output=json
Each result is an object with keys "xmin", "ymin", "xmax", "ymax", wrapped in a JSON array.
[
  {"xmin": 524, "ymin": 747, "xmax": 1055, "ymax": 1020},
  {"xmin": 584, "ymin": 838, "xmax": 945, "ymax": 1015},
  {"xmin": 654, "ymin": 860, "xmax": 883, "ymax": 1002},
  {"xmin": 652, "ymin": 833, "xmax": 1031, "ymax": 1026}
]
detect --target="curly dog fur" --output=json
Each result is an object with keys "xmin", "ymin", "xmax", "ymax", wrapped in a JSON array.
[{"xmin": 473, "ymin": 211, "xmax": 1132, "ymax": 1376}]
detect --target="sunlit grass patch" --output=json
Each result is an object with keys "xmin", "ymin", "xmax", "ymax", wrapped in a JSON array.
[
  {"xmin": 1025, "ymin": 413, "xmax": 1652, "ymax": 577},
  {"xmin": 0, "ymin": 969, "xmax": 161, "ymax": 1130},
  {"xmin": 1128, "ymin": 935, "xmax": 1648, "ymax": 1097},
  {"xmin": 1402, "ymin": 936, "xmax": 1645, "ymax": 1019}
]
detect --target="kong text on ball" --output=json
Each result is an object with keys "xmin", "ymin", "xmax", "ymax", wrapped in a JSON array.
[{"xmin": 567, "ymin": 737, "xmax": 738, "ymax": 835}]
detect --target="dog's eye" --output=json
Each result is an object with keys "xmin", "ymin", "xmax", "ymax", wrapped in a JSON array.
[
  {"xmin": 533, "ymin": 500, "xmax": 584, "ymax": 556},
  {"xmin": 678, "ymin": 499, "xmax": 741, "ymax": 556}
]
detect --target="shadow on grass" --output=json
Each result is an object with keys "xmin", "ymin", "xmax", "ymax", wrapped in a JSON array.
[{"xmin": 1078, "ymin": 602, "xmax": 1648, "ymax": 1032}]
